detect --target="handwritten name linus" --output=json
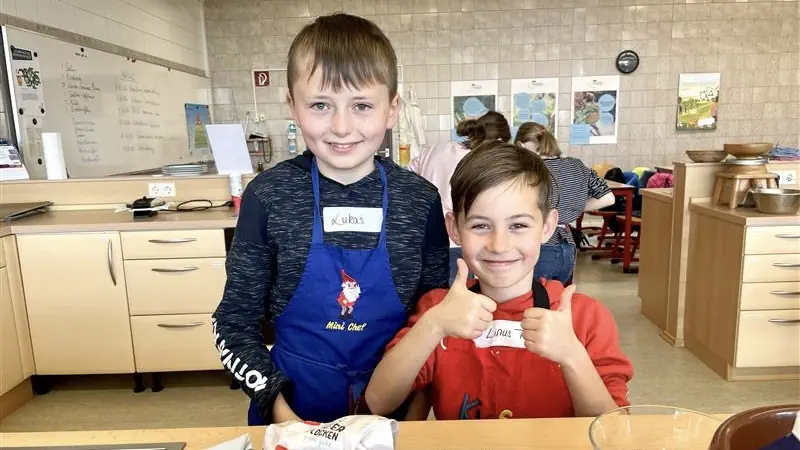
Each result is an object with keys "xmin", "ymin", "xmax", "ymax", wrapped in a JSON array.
[
  {"xmin": 485, "ymin": 327, "xmax": 524, "ymax": 339},
  {"xmin": 331, "ymin": 213, "xmax": 365, "ymax": 226},
  {"xmin": 326, "ymin": 321, "xmax": 368, "ymax": 332}
]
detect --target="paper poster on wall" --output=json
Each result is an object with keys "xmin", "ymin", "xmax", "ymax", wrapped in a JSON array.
[
  {"xmin": 676, "ymin": 73, "xmax": 720, "ymax": 131},
  {"xmin": 9, "ymin": 46, "xmax": 45, "ymax": 116},
  {"xmin": 451, "ymin": 80, "xmax": 498, "ymax": 141},
  {"xmin": 185, "ymin": 103, "xmax": 212, "ymax": 157},
  {"xmin": 511, "ymin": 78, "xmax": 559, "ymax": 139},
  {"xmin": 571, "ymin": 76, "xmax": 620, "ymax": 145}
]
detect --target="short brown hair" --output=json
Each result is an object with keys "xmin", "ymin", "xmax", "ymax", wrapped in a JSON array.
[
  {"xmin": 514, "ymin": 122, "xmax": 561, "ymax": 157},
  {"xmin": 450, "ymin": 141, "xmax": 552, "ymax": 219},
  {"xmin": 456, "ymin": 111, "xmax": 511, "ymax": 150},
  {"xmin": 287, "ymin": 14, "xmax": 398, "ymax": 99}
]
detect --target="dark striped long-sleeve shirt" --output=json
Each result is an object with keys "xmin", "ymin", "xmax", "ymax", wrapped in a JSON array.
[
  {"xmin": 211, "ymin": 151, "xmax": 450, "ymax": 423},
  {"xmin": 543, "ymin": 156, "xmax": 611, "ymax": 245}
]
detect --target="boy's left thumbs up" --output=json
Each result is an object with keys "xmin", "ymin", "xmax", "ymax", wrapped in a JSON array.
[{"xmin": 558, "ymin": 284, "xmax": 577, "ymax": 313}]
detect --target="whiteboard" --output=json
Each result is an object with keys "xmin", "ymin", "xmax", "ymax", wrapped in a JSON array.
[{"xmin": 3, "ymin": 26, "xmax": 212, "ymax": 178}]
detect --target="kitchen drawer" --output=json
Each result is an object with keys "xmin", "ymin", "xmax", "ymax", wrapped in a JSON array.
[
  {"xmin": 742, "ymin": 254, "xmax": 800, "ymax": 283},
  {"xmin": 121, "ymin": 230, "xmax": 225, "ymax": 259},
  {"xmin": 740, "ymin": 282, "xmax": 800, "ymax": 311},
  {"xmin": 125, "ymin": 258, "xmax": 227, "ymax": 315},
  {"xmin": 745, "ymin": 226, "xmax": 800, "ymax": 255},
  {"xmin": 735, "ymin": 309, "xmax": 800, "ymax": 368},
  {"xmin": 131, "ymin": 314, "xmax": 222, "ymax": 372}
]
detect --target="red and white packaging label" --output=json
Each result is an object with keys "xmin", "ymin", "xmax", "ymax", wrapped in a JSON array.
[{"xmin": 264, "ymin": 415, "xmax": 399, "ymax": 450}]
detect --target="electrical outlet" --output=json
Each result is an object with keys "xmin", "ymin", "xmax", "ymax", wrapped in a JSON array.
[
  {"xmin": 774, "ymin": 170, "xmax": 797, "ymax": 187},
  {"xmin": 148, "ymin": 182, "xmax": 176, "ymax": 197}
]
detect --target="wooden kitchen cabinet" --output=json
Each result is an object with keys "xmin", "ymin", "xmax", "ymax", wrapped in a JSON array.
[
  {"xmin": 130, "ymin": 314, "xmax": 222, "ymax": 372},
  {"xmin": 684, "ymin": 204, "xmax": 800, "ymax": 381},
  {"xmin": 638, "ymin": 189, "xmax": 673, "ymax": 333},
  {"xmin": 2, "ymin": 236, "xmax": 35, "ymax": 379},
  {"xmin": 0, "ymin": 266, "xmax": 25, "ymax": 395},
  {"xmin": 17, "ymin": 233, "xmax": 135, "ymax": 374}
]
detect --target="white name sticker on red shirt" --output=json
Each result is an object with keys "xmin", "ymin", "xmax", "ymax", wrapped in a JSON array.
[
  {"xmin": 473, "ymin": 320, "xmax": 526, "ymax": 349},
  {"xmin": 323, "ymin": 207, "xmax": 383, "ymax": 233}
]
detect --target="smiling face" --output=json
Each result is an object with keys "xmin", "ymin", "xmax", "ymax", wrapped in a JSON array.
[
  {"xmin": 287, "ymin": 63, "xmax": 399, "ymax": 184},
  {"xmin": 447, "ymin": 178, "xmax": 558, "ymax": 302}
]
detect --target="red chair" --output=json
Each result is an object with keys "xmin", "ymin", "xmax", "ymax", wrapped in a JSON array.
[
  {"xmin": 610, "ymin": 214, "xmax": 641, "ymax": 265},
  {"xmin": 576, "ymin": 211, "xmax": 618, "ymax": 253}
]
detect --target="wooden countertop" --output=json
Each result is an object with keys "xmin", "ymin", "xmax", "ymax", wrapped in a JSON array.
[
  {"xmin": 0, "ymin": 415, "xmax": 729, "ymax": 450},
  {"xmin": 0, "ymin": 209, "xmax": 238, "ymax": 237},
  {"xmin": 642, "ymin": 188, "xmax": 673, "ymax": 202},
  {"xmin": 690, "ymin": 202, "xmax": 800, "ymax": 226},
  {"xmin": 673, "ymin": 159, "xmax": 800, "ymax": 168}
]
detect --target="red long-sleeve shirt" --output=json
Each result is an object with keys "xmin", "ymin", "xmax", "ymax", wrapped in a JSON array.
[{"xmin": 386, "ymin": 280, "xmax": 634, "ymax": 420}]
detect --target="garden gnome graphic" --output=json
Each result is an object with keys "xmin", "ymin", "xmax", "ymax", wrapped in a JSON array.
[{"xmin": 336, "ymin": 270, "xmax": 360, "ymax": 320}]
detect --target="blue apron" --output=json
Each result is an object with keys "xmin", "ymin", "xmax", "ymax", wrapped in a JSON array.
[{"xmin": 248, "ymin": 158, "xmax": 407, "ymax": 424}]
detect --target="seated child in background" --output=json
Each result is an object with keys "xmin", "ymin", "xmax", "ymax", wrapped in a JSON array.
[{"xmin": 365, "ymin": 141, "xmax": 634, "ymax": 420}]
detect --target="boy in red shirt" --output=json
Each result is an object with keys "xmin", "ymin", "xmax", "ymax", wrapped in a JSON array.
[{"xmin": 365, "ymin": 141, "xmax": 633, "ymax": 420}]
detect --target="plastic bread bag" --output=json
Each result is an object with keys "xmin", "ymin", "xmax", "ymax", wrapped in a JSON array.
[{"xmin": 264, "ymin": 415, "xmax": 399, "ymax": 450}]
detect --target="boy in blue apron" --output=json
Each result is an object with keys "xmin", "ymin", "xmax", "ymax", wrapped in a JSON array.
[{"xmin": 211, "ymin": 13, "xmax": 450, "ymax": 425}]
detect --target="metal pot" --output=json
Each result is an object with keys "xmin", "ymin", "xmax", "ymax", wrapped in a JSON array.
[{"xmin": 750, "ymin": 188, "xmax": 800, "ymax": 215}]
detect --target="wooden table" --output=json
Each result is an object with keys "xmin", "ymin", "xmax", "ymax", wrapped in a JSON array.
[
  {"xmin": 654, "ymin": 165, "xmax": 674, "ymax": 174},
  {"xmin": 0, "ymin": 415, "xmax": 728, "ymax": 450},
  {"xmin": 586, "ymin": 180, "xmax": 638, "ymax": 273}
]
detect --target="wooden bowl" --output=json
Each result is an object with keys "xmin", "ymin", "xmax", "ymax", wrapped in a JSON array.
[
  {"xmin": 686, "ymin": 150, "xmax": 727, "ymax": 163},
  {"xmin": 709, "ymin": 404, "xmax": 799, "ymax": 450},
  {"xmin": 723, "ymin": 143, "xmax": 773, "ymax": 159}
]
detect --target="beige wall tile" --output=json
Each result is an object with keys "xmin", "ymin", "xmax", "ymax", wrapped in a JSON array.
[{"xmin": 205, "ymin": 0, "xmax": 800, "ymax": 168}]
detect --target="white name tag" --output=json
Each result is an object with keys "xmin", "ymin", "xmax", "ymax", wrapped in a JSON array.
[
  {"xmin": 323, "ymin": 207, "xmax": 383, "ymax": 233},
  {"xmin": 473, "ymin": 320, "xmax": 526, "ymax": 349}
]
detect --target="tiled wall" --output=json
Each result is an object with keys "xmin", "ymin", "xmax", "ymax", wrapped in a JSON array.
[
  {"xmin": 205, "ymin": 0, "xmax": 800, "ymax": 168},
  {"xmin": 0, "ymin": 0, "xmax": 207, "ymax": 71}
]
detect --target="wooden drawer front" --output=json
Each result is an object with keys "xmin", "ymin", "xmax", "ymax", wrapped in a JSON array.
[
  {"xmin": 126, "ymin": 258, "xmax": 226, "ymax": 315},
  {"xmin": 745, "ymin": 226, "xmax": 800, "ymax": 255},
  {"xmin": 741, "ymin": 282, "xmax": 800, "ymax": 311},
  {"xmin": 131, "ymin": 314, "xmax": 222, "ymax": 372},
  {"xmin": 121, "ymin": 230, "xmax": 225, "ymax": 259},
  {"xmin": 736, "ymin": 309, "xmax": 800, "ymax": 368},
  {"xmin": 742, "ymin": 254, "xmax": 800, "ymax": 283}
]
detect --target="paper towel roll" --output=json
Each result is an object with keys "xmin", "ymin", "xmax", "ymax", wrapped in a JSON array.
[{"xmin": 42, "ymin": 132, "xmax": 67, "ymax": 179}]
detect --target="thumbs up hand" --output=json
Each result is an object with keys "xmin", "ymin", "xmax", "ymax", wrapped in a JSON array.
[
  {"xmin": 521, "ymin": 284, "xmax": 583, "ymax": 365},
  {"xmin": 428, "ymin": 259, "xmax": 497, "ymax": 340}
]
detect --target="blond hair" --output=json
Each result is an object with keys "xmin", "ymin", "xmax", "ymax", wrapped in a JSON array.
[
  {"xmin": 287, "ymin": 14, "xmax": 397, "ymax": 99},
  {"xmin": 514, "ymin": 122, "xmax": 561, "ymax": 157}
]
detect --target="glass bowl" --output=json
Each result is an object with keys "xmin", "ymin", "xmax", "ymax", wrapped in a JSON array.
[{"xmin": 588, "ymin": 405, "xmax": 723, "ymax": 450}]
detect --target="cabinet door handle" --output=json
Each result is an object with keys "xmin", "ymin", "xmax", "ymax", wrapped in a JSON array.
[
  {"xmin": 768, "ymin": 319, "xmax": 800, "ymax": 324},
  {"xmin": 148, "ymin": 238, "xmax": 197, "ymax": 244},
  {"xmin": 770, "ymin": 290, "xmax": 800, "ymax": 296},
  {"xmin": 157, "ymin": 322, "xmax": 204, "ymax": 328},
  {"xmin": 772, "ymin": 263, "xmax": 800, "ymax": 268},
  {"xmin": 775, "ymin": 234, "xmax": 800, "ymax": 239},
  {"xmin": 151, "ymin": 267, "xmax": 200, "ymax": 273},
  {"xmin": 107, "ymin": 240, "xmax": 117, "ymax": 286}
]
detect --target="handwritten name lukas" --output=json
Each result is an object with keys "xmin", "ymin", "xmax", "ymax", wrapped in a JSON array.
[
  {"xmin": 326, "ymin": 321, "xmax": 368, "ymax": 332},
  {"xmin": 331, "ymin": 213, "xmax": 365, "ymax": 226}
]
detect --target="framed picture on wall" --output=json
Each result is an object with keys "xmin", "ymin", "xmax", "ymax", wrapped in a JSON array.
[{"xmin": 676, "ymin": 73, "xmax": 720, "ymax": 131}]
